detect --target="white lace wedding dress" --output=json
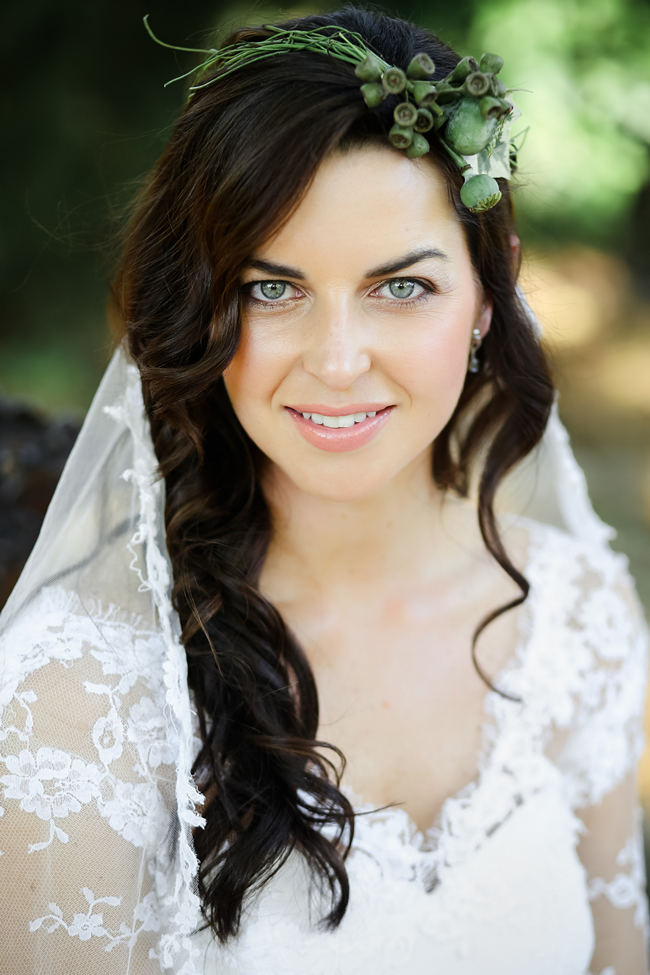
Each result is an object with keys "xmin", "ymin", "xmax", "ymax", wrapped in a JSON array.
[{"xmin": 0, "ymin": 350, "xmax": 648, "ymax": 974}]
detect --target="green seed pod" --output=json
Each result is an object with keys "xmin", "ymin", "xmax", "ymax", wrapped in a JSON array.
[
  {"xmin": 479, "ymin": 52, "xmax": 504, "ymax": 76},
  {"xmin": 354, "ymin": 53, "xmax": 384, "ymax": 82},
  {"xmin": 406, "ymin": 52, "xmax": 436, "ymax": 79},
  {"xmin": 406, "ymin": 133, "xmax": 430, "ymax": 158},
  {"xmin": 361, "ymin": 82, "xmax": 385, "ymax": 108},
  {"xmin": 414, "ymin": 108, "xmax": 434, "ymax": 133},
  {"xmin": 448, "ymin": 56, "xmax": 479, "ymax": 86},
  {"xmin": 444, "ymin": 98, "xmax": 497, "ymax": 155},
  {"xmin": 435, "ymin": 85, "xmax": 461, "ymax": 105},
  {"xmin": 490, "ymin": 76, "xmax": 507, "ymax": 98},
  {"xmin": 460, "ymin": 174, "xmax": 502, "ymax": 213},
  {"xmin": 479, "ymin": 95, "xmax": 504, "ymax": 119},
  {"xmin": 411, "ymin": 81, "xmax": 438, "ymax": 106},
  {"xmin": 464, "ymin": 72, "xmax": 490, "ymax": 98},
  {"xmin": 433, "ymin": 110, "xmax": 447, "ymax": 131},
  {"xmin": 382, "ymin": 67, "xmax": 407, "ymax": 94},
  {"xmin": 388, "ymin": 123, "xmax": 414, "ymax": 149},
  {"xmin": 393, "ymin": 101, "xmax": 418, "ymax": 127}
]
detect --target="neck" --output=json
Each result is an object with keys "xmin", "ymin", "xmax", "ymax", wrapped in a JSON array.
[{"xmin": 258, "ymin": 452, "xmax": 474, "ymax": 607}]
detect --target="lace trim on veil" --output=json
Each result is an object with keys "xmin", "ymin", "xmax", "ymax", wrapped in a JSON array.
[{"xmin": 103, "ymin": 357, "xmax": 207, "ymax": 965}]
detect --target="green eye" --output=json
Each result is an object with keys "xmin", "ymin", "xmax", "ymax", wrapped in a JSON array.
[
  {"xmin": 260, "ymin": 281, "xmax": 287, "ymax": 300},
  {"xmin": 388, "ymin": 279, "xmax": 417, "ymax": 299}
]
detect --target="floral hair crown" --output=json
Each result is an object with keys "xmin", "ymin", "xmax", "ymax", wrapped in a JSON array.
[{"xmin": 144, "ymin": 16, "xmax": 523, "ymax": 214}]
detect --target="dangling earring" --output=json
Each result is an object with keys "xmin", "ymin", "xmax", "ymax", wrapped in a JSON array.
[{"xmin": 467, "ymin": 327, "xmax": 482, "ymax": 373}]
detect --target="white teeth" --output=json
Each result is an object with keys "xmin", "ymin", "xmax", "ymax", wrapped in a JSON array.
[{"xmin": 299, "ymin": 409, "xmax": 383, "ymax": 428}]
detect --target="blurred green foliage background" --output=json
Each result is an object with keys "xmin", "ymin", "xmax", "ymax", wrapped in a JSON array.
[
  {"xmin": 2, "ymin": 0, "xmax": 650, "ymax": 788},
  {"xmin": 2, "ymin": 0, "xmax": 648, "ymax": 405}
]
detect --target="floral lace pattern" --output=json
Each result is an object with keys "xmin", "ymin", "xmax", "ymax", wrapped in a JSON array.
[
  {"xmin": 0, "ymin": 600, "xmax": 204, "ymax": 973},
  {"xmin": 587, "ymin": 805, "xmax": 649, "ymax": 931},
  {"xmin": 2, "ymin": 521, "xmax": 648, "ymax": 973}
]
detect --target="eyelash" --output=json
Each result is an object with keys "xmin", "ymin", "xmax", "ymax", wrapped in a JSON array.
[{"xmin": 240, "ymin": 277, "xmax": 437, "ymax": 310}]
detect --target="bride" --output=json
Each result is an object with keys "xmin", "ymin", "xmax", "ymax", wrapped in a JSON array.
[{"xmin": 0, "ymin": 6, "xmax": 647, "ymax": 974}]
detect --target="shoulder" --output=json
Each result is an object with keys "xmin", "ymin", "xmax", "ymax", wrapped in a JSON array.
[
  {"xmin": 511, "ymin": 514, "xmax": 646, "ymax": 635},
  {"xmin": 0, "ymin": 586, "xmax": 168, "ymax": 702},
  {"xmin": 508, "ymin": 518, "xmax": 649, "ymax": 806},
  {"xmin": 514, "ymin": 515, "xmax": 648, "ymax": 689}
]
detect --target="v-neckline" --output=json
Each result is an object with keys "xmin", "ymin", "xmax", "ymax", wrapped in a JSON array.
[{"xmin": 335, "ymin": 515, "xmax": 544, "ymax": 853}]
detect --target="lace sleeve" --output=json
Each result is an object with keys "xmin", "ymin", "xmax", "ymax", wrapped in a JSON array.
[
  {"xmin": 0, "ymin": 587, "xmax": 199, "ymax": 974},
  {"xmin": 549, "ymin": 544, "xmax": 650, "ymax": 975}
]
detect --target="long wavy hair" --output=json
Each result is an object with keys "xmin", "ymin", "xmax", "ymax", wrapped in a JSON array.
[{"xmin": 111, "ymin": 5, "xmax": 554, "ymax": 945}]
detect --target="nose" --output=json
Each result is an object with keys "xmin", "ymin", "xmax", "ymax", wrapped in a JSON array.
[{"xmin": 301, "ymin": 299, "xmax": 372, "ymax": 389}]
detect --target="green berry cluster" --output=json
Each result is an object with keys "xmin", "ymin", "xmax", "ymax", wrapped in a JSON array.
[
  {"xmin": 355, "ymin": 52, "xmax": 442, "ymax": 159},
  {"xmin": 356, "ymin": 50, "xmax": 513, "ymax": 212}
]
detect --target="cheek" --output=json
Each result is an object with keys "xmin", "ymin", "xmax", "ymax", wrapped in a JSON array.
[
  {"xmin": 394, "ymin": 307, "xmax": 473, "ymax": 410},
  {"xmin": 222, "ymin": 327, "xmax": 282, "ymax": 417}
]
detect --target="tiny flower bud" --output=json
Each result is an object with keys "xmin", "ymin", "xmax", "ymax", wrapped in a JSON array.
[
  {"xmin": 360, "ymin": 82, "xmax": 385, "ymax": 108},
  {"xmin": 479, "ymin": 53, "xmax": 504, "ymax": 75},
  {"xmin": 490, "ymin": 77, "xmax": 507, "ymax": 98},
  {"xmin": 464, "ymin": 72, "xmax": 490, "ymax": 97},
  {"xmin": 382, "ymin": 67, "xmax": 407, "ymax": 94},
  {"xmin": 460, "ymin": 174, "xmax": 502, "ymax": 213},
  {"xmin": 388, "ymin": 123, "xmax": 414, "ymax": 149},
  {"xmin": 410, "ymin": 81, "xmax": 438, "ymax": 106},
  {"xmin": 406, "ymin": 52, "xmax": 436, "ymax": 79},
  {"xmin": 393, "ymin": 101, "xmax": 418, "ymax": 127},
  {"xmin": 413, "ymin": 108, "xmax": 434, "ymax": 132},
  {"xmin": 354, "ymin": 53, "xmax": 383, "ymax": 82},
  {"xmin": 479, "ymin": 95, "xmax": 503, "ymax": 119},
  {"xmin": 448, "ymin": 56, "xmax": 479, "ymax": 86},
  {"xmin": 406, "ymin": 133, "xmax": 430, "ymax": 158}
]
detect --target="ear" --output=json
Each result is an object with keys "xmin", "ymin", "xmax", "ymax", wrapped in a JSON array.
[
  {"xmin": 509, "ymin": 233, "xmax": 521, "ymax": 274},
  {"xmin": 475, "ymin": 293, "xmax": 493, "ymax": 339}
]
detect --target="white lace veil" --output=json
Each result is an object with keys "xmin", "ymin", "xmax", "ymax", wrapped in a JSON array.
[{"xmin": 0, "ymin": 346, "xmax": 207, "ymax": 963}]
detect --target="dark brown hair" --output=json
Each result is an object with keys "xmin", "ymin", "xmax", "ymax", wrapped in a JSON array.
[{"xmin": 111, "ymin": 5, "xmax": 554, "ymax": 944}]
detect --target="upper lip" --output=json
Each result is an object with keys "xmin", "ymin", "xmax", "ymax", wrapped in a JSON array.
[{"xmin": 286, "ymin": 403, "xmax": 394, "ymax": 416}]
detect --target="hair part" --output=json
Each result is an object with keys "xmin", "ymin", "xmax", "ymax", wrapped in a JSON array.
[{"xmin": 111, "ymin": 4, "xmax": 554, "ymax": 944}]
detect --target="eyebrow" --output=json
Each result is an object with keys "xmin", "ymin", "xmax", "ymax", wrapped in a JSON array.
[{"xmin": 244, "ymin": 247, "xmax": 449, "ymax": 281}]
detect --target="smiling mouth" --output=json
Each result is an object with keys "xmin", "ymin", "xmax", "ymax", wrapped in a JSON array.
[
  {"xmin": 284, "ymin": 405, "xmax": 395, "ymax": 452},
  {"xmin": 286, "ymin": 407, "xmax": 392, "ymax": 428}
]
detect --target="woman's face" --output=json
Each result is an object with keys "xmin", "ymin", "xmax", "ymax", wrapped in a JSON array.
[{"xmin": 222, "ymin": 145, "xmax": 492, "ymax": 503}]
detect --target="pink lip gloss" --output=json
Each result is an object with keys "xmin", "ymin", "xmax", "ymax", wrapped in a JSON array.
[{"xmin": 285, "ymin": 406, "xmax": 395, "ymax": 452}]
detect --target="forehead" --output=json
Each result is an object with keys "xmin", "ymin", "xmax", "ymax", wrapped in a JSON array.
[{"xmin": 253, "ymin": 145, "xmax": 467, "ymax": 269}]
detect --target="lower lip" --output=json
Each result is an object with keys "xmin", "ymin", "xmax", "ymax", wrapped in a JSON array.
[{"xmin": 285, "ymin": 406, "xmax": 395, "ymax": 452}]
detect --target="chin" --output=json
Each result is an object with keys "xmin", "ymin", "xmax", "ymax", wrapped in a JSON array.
[{"xmin": 278, "ymin": 460, "xmax": 402, "ymax": 505}]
